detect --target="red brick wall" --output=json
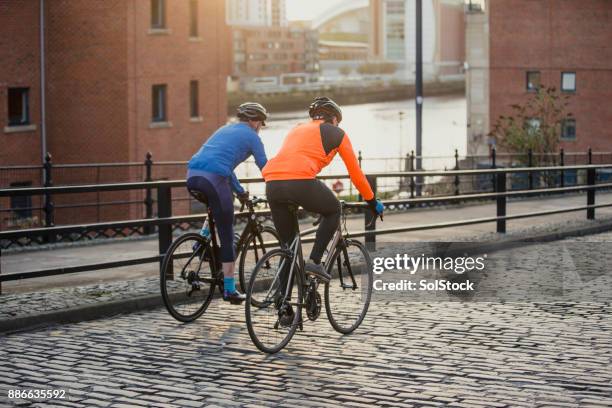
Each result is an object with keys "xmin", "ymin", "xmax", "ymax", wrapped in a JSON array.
[
  {"xmin": 2, "ymin": 0, "xmax": 229, "ymax": 170},
  {"xmin": 128, "ymin": 0, "xmax": 230, "ymax": 219},
  {"xmin": 0, "ymin": 1, "xmax": 44, "ymax": 228},
  {"xmin": 130, "ymin": 0, "xmax": 230, "ymax": 165},
  {"xmin": 489, "ymin": 0, "xmax": 612, "ymax": 152},
  {"xmin": 2, "ymin": 1, "xmax": 229, "ymax": 228},
  {"xmin": 41, "ymin": 0, "xmax": 131, "ymax": 225},
  {"xmin": 0, "ymin": 0, "xmax": 42, "ymax": 167},
  {"xmin": 234, "ymin": 27, "xmax": 308, "ymax": 77},
  {"xmin": 45, "ymin": 0, "xmax": 130, "ymax": 165}
]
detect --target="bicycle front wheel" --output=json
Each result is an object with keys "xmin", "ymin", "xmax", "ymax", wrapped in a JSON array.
[
  {"xmin": 324, "ymin": 239, "xmax": 373, "ymax": 334},
  {"xmin": 160, "ymin": 233, "xmax": 215, "ymax": 322},
  {"xmin": 245, "ymin": 249, "xmax": 302, "ymax": 354},
  {"xmin": 238, "ymin": 225, "xmax": 280, "ymax": 292}
]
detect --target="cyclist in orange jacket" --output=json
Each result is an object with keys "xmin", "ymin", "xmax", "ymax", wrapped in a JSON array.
[{"xmin": 263, "ymin": 97, "xmax": 384, "ymax": 282}]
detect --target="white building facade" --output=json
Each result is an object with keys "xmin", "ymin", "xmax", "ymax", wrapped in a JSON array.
[
  {"xmin": 226, "ymin": 0, "xmax": 287, "ymax": 27},
  {"xmin": 372, "ymin": 0, "xmax": 465, "ymax": 81}
]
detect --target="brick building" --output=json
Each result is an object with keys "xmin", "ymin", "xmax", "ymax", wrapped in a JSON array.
[
  {"xmin": 466, "ymin": 0, "xmax": 612, "ymax": 156},
  {"xmin": 1, "ymin": 0, "xmax": 230, "ymax": 228},
  {"xmin": 232, "ymin": 25, "xmax": 318, "ymax": 79}
]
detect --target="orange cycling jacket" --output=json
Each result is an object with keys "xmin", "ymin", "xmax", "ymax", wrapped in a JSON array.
[{"xmin": 262, "ymin": 120, "xmax": 374, "ymax": 201}]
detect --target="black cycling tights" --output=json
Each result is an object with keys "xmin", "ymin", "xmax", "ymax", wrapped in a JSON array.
[{"xmin": 266, "ymin": 179, "xmax": 340, "ymax": 264}]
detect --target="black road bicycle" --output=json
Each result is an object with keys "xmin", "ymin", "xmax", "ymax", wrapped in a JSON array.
[
  {"xmin": 245, "ymin": 201, "xmax": 379, "ymax": 353},
  {"xmin": 160, "ymin": 192, "xmax": 279, "ymax": 322}
]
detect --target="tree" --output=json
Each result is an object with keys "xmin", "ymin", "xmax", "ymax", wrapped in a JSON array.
[{"xmin": 490, "ymin": 85, "xmax": 572, "ymax": 166}]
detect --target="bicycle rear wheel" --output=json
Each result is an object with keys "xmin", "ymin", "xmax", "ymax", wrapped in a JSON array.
[
  {"xmin": 238, "ymin": 225, "xmax": 280, "ymax": 292},
  {"xmin": 324, "ymin": 239, "xmax": 373, "ymax": 334},
  {"xmin": 160, "ymin": 233, "xmax": 215, "ymax": 322},
  {"xmin": 245, "ymin": 249, "xmax": 303, "ymax": 354}
]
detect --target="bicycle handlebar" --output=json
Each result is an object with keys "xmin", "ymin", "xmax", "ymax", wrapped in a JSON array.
[
  {"xmin": 239, "ymin": 196, "xmax": 268, "ymax": 212},
  {"xmin": 311, "ymin": 206, "xmax": 382, "ymax": 228}
]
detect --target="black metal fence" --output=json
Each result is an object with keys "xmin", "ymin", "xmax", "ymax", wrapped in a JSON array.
[
  {"xmin": 2, "ymin": 148, "xmax": 610, "ymax": 239},
  {"xmin": 1, "ymin": 163, "xmax": 612, "ymax": 291}
]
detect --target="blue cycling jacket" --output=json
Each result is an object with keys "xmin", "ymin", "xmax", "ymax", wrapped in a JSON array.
[{"xmin": 188, "ymin": 122, "xmax": 267, "ymax": 194}]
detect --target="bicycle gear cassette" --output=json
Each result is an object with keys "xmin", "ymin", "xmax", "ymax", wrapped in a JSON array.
[{"xmin": 306, "ymin": 290, "xmax": 322, "ymax": 321}]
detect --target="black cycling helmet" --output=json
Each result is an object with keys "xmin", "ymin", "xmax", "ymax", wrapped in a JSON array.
[
  {"xmin": 308, "ymin": 96, "xmax": 342, "ymax": 124},
  {"xmin": 237, "ymin": 102, "xmax": 268, "ymax": 125}
]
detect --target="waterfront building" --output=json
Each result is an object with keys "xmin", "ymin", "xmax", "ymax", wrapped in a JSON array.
[
  {"xmin": 465, "ymin": 0, "xmax": 612, "ymax": 155},
  {"xmin": 1, "ymin": 0, "xmax": 230, "ymax": 227},
  {"xmin": 228, "ymin": 0, "xmax": 318, "ymax": 89},
  {"xmin": 369, "ymin": 0, "xmax": 465, "ymax": 81},
  {"xmin": 231, "ymin": 25, "xmax": 319, "ymax": 82},
  {"xmin": 226, "ymin": 0, "xmax": 287, "ymax": 27},
  {"xmin": 311, "ymin": 0, "xmax": 370, "ymax": 77}
]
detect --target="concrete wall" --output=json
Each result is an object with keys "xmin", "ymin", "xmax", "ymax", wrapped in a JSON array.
[{"xmin": 465, "ymin": 7, "xmax": 490, "ymax": 156}]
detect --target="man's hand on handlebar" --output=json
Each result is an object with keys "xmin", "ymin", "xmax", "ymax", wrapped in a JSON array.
[
  {"xmin": 366, "ymin": 198, "xmax": 384, "ymax": 220},
  {"xmin": 236, "ymin": 191, "xmax": 249, "ymax": 205}
]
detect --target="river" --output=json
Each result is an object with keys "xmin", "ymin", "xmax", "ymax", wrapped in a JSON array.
[{"xmin": 237, "ymin": 94, "xmax": 467, "ymax": 194}]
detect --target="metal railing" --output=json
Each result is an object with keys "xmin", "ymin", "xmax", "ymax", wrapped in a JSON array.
[
  {"xmin": 1, "ymin": 163, "xmax": 612, "ymax": 292},
  {"xmin": 3, "ymin": 149, "xmax": 611, "ymax": 230}
]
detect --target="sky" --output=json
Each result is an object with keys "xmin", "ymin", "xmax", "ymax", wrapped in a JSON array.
[{"xmin": 286, "ymin": 0, "xmax": 345, "ymax": 21}]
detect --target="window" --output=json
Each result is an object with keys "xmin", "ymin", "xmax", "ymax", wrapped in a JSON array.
[
  {"xmin": 10, "ymin": 182, "xmax": 33, "ymax": 219},
  {"xmin": 190, "ymin": 80, "xmax": 199, "ymax": 118},
  {"xmin": 189, "ymin": 0, "xmax": 198, "ymax": 37},
  {"xmin": 526, "ymin": 71, "xmax": 540, "ymax": 92},
  {"xmin": 525, "ymin": 118, "xmax": 541, "ymax": 136},
  {"xmin": 8, "ymin": 87, "xmax": 30, "ymax": 126},
  {"xmin": 561, "ymin": 72, "xmax": 576, "ymax": 92},
  {"xmin": 152, "ymin": 84, "xmax": 167, "ymax": 122},
  {"xmin": 151, "ymin": 0, "xmax": 165, "ymax": 29},
  {"xmin": 561, "ymin": 119, "xmax": 576, "ymax": 141},
  {"xmin": 385, "ymin": 0, "xmax": 406, "ymax": 61}
]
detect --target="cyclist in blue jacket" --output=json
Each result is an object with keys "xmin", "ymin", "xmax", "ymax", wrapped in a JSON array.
[{"xmin": 187, "ymin": 102, "xmax": 268, "ymax": 304}]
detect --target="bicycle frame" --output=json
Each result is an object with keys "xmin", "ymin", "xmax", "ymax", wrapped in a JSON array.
[
  {"xmin": 203, "ymin": 199, "xmax": 263, "ymax": 267},
  {"xmin": 205, "ymin": 206, "xmax": 221, "ymax": 275},
  {"xmin": 234, "ymin": 201, "xmax": 266, "ymax": 255},
  {"xmin": 272, "ymin": 202, "xmax": 358, "ymax": 305}
]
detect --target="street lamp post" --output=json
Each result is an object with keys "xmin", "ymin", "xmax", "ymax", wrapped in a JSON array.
[
  {"xmin": 415, "ymin": 0, "xmax": 423, "ymax": 196},
  {"xmin": 398, "ymin": 111, "xmax": 404, "ymax": 171}
]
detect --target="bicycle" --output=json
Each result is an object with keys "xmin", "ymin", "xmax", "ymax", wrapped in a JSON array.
[
  {"xmin": 160, "ymin": 193, "xmax": 279, "ymax": 322},
  {"xmin": 245, "ymin": 201, "xmax": 379, "ymax": 353}
]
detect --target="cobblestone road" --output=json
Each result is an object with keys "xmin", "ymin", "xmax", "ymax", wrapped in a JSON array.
[{"xmin": 1, "ymin": 239, "xmax": 611, "ymax": 407}]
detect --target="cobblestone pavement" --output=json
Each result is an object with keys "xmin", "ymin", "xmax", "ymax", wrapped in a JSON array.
[
  {"xmin": 1, "ymin": 239, "xmax": 611, "ymax": 407},
  {"xmin": 2, "ymin": 219, "xmax": 612, "ymax": 322},
  {"xmin": 0, "ymin": 278, "xmax": 160, "ymax": 320}
]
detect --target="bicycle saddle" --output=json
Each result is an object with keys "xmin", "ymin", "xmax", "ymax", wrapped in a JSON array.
[
  {"xmin": 284, "ymin": 201, "xmax": 300, "ymax": 214},
  {"xmin": 188, "ymin": 189, "xmax": 209, "ymax": 205}
]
